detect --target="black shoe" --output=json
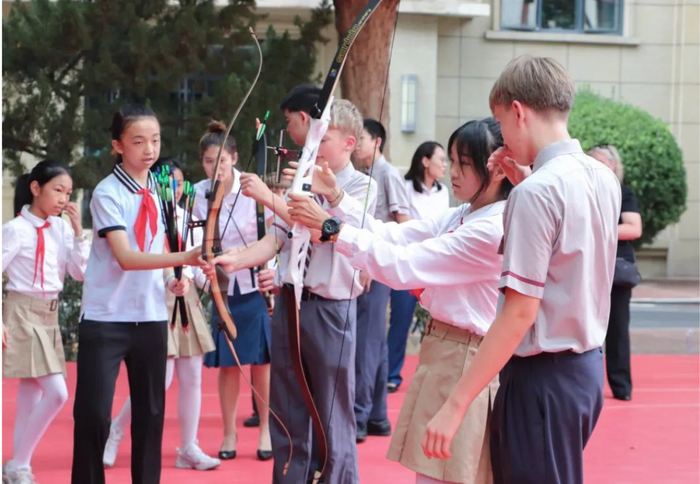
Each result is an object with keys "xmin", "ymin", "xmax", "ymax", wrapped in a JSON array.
[
  {"xmin": 356, "ymin": 422, "xmax": 368, "ymax": 443},
  {"xmin": 387, "ymin": 382, "xmax": 400, "ymax": 394},
  {"xmin": 244, "ymin": 413, "xmax": 260, "ymax": 427},
  {"xmin": 367, "ymin": 419, "xmax": 392, "ymax": 436},
  {"xmin": 218, "ymin": 449, "xmax": 236, "ymax": 460},
  {"xmin": 257, "ymin": 449, "xmax": 273, "ymax": 461},
  {"xmin": 613, "ymin": 394, "xmax": 631, "ymax": 401}
]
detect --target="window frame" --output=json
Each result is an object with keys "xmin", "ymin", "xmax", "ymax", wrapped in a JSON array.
[{"xmin": 501, "ymin": 0, "xmax": 624, "ymax": 36}]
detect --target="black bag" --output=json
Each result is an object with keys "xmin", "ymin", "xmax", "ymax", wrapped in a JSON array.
[{"xmin": 613, "ymin": 256, "xmax": 641, "ymax": 288}]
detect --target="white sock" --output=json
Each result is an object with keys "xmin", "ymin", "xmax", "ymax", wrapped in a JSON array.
[
  {"xmin": 12, "ymin": 374, "xmax": 68, "ymax": 468},
  {"xmin": 174, "ymin": 355, "xmax": 203, "ymax": 449},
  {"xmin": 113, "ymin": 357, "xmax": 175, "ymax": 434}
]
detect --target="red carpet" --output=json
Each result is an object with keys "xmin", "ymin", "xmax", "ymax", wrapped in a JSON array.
[{"xmin": 3, "ymin": 355, "xmax": 698, "ymax": 484}]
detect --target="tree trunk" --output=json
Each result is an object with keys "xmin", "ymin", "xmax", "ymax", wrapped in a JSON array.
[{"xmin": 333, "ymin": 0, "xmax": 399, "ymax": 150}]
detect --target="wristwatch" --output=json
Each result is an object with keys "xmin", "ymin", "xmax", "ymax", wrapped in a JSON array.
[{"xmin": 319, "ymin": 216, "xmax": 342, "ymax": 243}]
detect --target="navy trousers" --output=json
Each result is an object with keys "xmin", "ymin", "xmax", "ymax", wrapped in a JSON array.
[
  {"xmin": 354, "ymin": 281, "xmax": 392, "ymax": 425},
  {"xmin": 386, "ymin": 289, "xmax": 418, "ymax": 387},
  {"xmin": 491, "ymin": 348, "xmax": 605, "ymax": 484}
]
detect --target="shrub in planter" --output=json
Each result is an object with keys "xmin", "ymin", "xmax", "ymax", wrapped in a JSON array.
[{"xmin": 569, "ymin": 89, "xmax": 687, "ymax": 246}]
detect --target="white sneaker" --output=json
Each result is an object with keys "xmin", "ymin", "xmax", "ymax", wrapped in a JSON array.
[
  {"xmin": 102, "ymin": 423, "xmax": 124, "ymax": 467},
  {"xmin": 7, "ymin": 466, "xmax": 39, "ymax": 484},
  {"xmin": 175, "ymin": 441, "xmax": 221, "ymax": 471}
]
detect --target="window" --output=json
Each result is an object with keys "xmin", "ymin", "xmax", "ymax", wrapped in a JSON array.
[{"xmin": 502, "ymin": 0, "xmax": 623, "ymax": 34}]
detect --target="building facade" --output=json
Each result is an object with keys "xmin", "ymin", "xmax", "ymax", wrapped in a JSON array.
[{"xmin": 3, "ymin": 0, "xmax": 698, "ymax": 276}]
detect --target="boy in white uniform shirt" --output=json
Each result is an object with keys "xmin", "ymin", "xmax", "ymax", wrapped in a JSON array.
[
  {"xmin": 422, "ymin": 56, "xmax": 621, "ymax": 484},
  {"xmin": 208, "ymin": 86, "xmax": 377, "ymax": 484},
  {"xmin": 352, "ymin": 118, "xmax": 411, "ymax": 442}
]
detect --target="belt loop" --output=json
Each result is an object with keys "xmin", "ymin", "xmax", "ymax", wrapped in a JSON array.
[{"xmin": 50, "ymin": 299, "xmax": 58, "ymax": 312}]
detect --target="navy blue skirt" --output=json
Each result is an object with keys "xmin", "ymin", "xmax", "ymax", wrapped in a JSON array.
[{"xmin": 203, "ymin": 283, "xmax": 271, "ymax": 368}]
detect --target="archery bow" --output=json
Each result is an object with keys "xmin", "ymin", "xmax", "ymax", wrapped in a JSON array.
[
  {"xmin": 279, "ymin": 2, "xmax": 387, "ymax": 482},
  {"xmin": 201, "ymin": 27, "xmax": 292, "ymax": 473}
]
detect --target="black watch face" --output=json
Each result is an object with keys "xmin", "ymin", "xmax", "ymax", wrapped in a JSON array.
[{"xmin": 323, "ymin": 217, "xmax": 339, "ymax": 235}]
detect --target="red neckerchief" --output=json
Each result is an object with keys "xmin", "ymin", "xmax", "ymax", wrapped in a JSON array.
[
  {"xmin": 134, "ymin": 188, "xmax": 158, "ymax": 252},
  {"xmin": 21, "ymin": 213, "xmax": 51, "ymax": 291}
]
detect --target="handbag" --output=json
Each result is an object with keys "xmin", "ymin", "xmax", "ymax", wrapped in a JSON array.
[{"xmin": 613, "ymin": 256, "xmax": 641, "ymax": 288}]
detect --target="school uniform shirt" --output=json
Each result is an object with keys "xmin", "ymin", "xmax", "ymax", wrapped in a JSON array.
[
  {"xmin": 404, "ymin": 179, "xmax": 450, "ymax": 221},
  {"xmin": 81, "ymin": 165, "xmax": 167, "ymax": 322},
  {"xmin": 499, "ymin": 139, "xmax": 621, "ymax": 356},
  {"xmin": 271, "ymin": 162, "xmax": 378, "ymax": 300},
  {"xmin": 370, "ymin": 156, "xmax": 410, "ymax": 223},
  {"xmin": 192, "ymin": 169, "xmax": 272, "ymax": 296},
  {"xmin": 329, "ymin": 193, "xmax": 505, "ymax": 335},
  {"xmin": 2, "ymin": 205, "xmax": 90, "ymax": 299}
]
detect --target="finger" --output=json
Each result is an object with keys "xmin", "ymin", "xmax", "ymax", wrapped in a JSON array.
[
  {"xmin": 422, "ymin": 428, "xmax": 434, "ymax": 459},
  {"xmin": 440, "ymin": 433, "xmax": 452, "ymax": 460},
  {"xmin": 289, "ymin": 161, "xmax": 299, "ymax": 168},
  {"xmin": 433, "ymin": 434, "xmax": 446, "ymax": 460}
]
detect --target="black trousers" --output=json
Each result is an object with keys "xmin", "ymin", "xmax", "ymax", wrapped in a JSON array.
[
  {"xmin": 606, "ymin": 285, "xmax": 633, "ymax": 397},
  {"xmin": 71, "ymin": 320, "xmax": 167, "ymax": 484}
]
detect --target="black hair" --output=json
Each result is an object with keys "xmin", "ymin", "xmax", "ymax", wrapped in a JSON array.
[
  {"xmin": 14, "ymin": 160, "xmax": 72, "ymax": 215},
  {"xmin": 363, "ymin": 118, "xmax": 387, "ymax": 153},
  {"xmin": 447, "ymin": 118, "xmax": 513, "ymax": 204},
  {"xmin": 110, "ymin": 104, "xmax": 158, "ymax": 141},
  {"xmin": 279, "ymin": 84, "xmax": 321, "ymax": 114},
  {"xmin": 199, "ymin": 120, "xmax": 237, "ymax": 158},
  {"xmin": 404, "ymin": 141, "xmax": 445, "ymax": 194},
  {"xmin": 109, "ymin": 104, "xmax": 158, "ymax": 164}
]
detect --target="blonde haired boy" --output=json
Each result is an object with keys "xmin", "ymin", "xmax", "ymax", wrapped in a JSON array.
[{"xmin": 211, "ymin": 85, "xmax": 377, "ymax": 484}]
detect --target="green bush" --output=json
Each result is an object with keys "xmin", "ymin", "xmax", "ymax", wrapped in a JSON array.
[{"xmin": 569, "ymin": 89, "xmax": 687, "ymax": 246}]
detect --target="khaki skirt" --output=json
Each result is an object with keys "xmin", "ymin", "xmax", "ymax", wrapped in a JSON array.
[
  {"xmin": 387, "ymin": 319, "xmax": 499, "ymax": 484},
  {"xmin": 2, "ymin": 291, "xmax": 67, "ymax": 378},
  {"xmin": 166, "ymin": 290, "xmax": 215, "ymax": 358}
]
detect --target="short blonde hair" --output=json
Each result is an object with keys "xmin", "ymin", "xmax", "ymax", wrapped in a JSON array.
[
  {"xmin": 589, "ymin": 144, "xmax": 624, "ymax": 182},
  {"xmin": 329, "ymin": 99, "xmax": 363, "ymax": 140},
  {"xmin": 489, "ymin": 55, "xmax": 575, "ymax": 113}
]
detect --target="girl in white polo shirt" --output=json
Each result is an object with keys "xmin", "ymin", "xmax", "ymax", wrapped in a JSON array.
[
  {"xmin": 2, "ymin": 160, "xmax": 90, "ymax": 484},
  {"xmin": 284, "ymin": 118, "xmax": 513, "ymax": 484},
  {"xmin": 102, "ymin": 157, "xmax": 219, "ymax": 471},
  {"xmin": 70, "ymin": 105, "xmax": 201, "ymax": 484}
]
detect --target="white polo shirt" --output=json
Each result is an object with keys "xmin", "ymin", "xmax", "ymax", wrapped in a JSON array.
[
  {"xmin": 499, "ymin": 139, "xmax": 621, "ymax": 356},
  {"xmin": 404, "ymin": 179, "xmax": 450, "ymax": 221},
  {"xmin": 81, "ymin": 165, "xmax": 167, "ymax": 322}
]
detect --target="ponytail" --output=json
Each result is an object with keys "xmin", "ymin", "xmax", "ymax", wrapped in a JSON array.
[{"xmin": 13, "ymin": 174, "xmax": 33, "ymax": 215}]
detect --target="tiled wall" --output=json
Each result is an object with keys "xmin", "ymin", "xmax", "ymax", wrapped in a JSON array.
[{"xmin": 435, "ymin": 0, "xmax": 699, "ymax": 276}]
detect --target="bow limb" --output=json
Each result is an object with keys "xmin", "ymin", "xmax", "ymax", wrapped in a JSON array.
[
  {"xmin": 280, "ymin": 2, "xmax": 387, "ymax": 482},
  {"xmin": 201, "ymin": 27, "xmax": 296, "ymax": 474}
]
